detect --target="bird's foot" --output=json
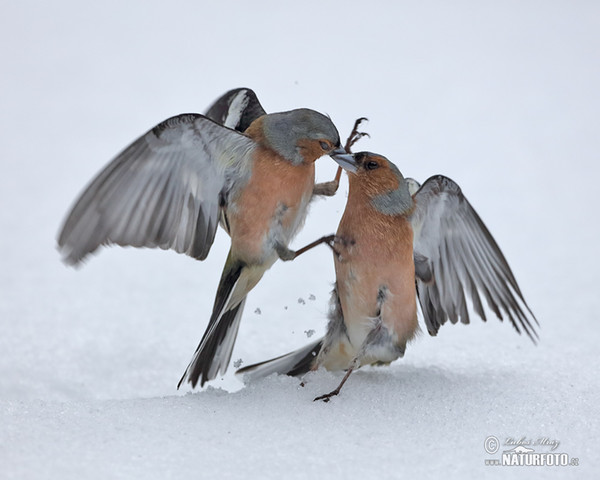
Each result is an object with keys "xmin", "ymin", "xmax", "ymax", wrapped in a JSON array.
[
  {"xmin": 313, "ymin": 388, "xmax": 341, "ymax": 403},
  {"xmin": 313, "ymin": 364, "xmax": 355, "ymax": 402},
  {"xmin": 330, "ymin": 235, "xmax": 355, "ymax": 262},
  {"xmin": 344, "ymin": 117, "xmax": 370, "ymax": 152}
]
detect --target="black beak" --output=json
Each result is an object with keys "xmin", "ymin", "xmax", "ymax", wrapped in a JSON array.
[{"xmin": 329, "ymin": 148, "xmax": 357, "ymax": 173}]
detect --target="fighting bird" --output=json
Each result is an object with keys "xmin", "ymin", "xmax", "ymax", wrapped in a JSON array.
[
  {"xmin": 237, "ymin": 151, "xmax": 538, "ymax": 401},
  {"xmin": 57, "ymin": 90, "xmax": 354, "ymax": 388}
]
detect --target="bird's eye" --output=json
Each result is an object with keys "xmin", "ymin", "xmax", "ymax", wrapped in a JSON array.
[
  {"xmin": 319, "ymin": 141, "xmax": 330, "ymax": 151},
  {"xmin": 366, "ymin": 161, "xmax": 379, "ymax": 170}
]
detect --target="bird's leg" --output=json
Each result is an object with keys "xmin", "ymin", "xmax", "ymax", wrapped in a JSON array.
[
  {"xmin": 312, "ymin": 118, "xmax": 370, "ymax": 197},
  {"xmin": 313, "ymin": 358, "xmax": 359, "ymax": 403},
  {"xmin": 275, "ymin": 235, "xmax": 338, "ymax": 261}
]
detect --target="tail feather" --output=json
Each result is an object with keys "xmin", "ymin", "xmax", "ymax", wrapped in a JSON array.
[
  {"xmin": 178, "ymin": 255, "xmax": 246, "ymax": 389},
  {"xmin": 236, "ymin": 338, "xmax": 324, "ymax": 381},
  {"xmin": 207, "ymin": 298, "xmax": 246, "ymax": 379},
  {"xmin": 179, "ymin": 299, "xmax": 246, "ymax": 388}
]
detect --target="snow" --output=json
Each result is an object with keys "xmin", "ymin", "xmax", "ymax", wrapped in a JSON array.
[{"xmin": 1, "ymin": 1, "xmax": 599, "ymax": 478}]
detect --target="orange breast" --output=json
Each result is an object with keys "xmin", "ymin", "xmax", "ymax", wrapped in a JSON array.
[
  {"xmin": 228, "ymin": 147, "xmax": 315, "ymax": 263},
  {"xmin": 335, "ymin": 192, "xmax": 418, "ymax": 346}
]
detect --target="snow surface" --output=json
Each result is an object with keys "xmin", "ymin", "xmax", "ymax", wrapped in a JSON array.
[{"xmin": 2, "ymin": 1, "xmax": 599, "ymax": 478}]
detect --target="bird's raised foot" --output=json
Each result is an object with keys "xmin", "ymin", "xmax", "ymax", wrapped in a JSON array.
[
  {"xmin": 344, "ymin": 117, "xmax": 370, "ymax": 152},
  {"xmin": 276, "ymin": 234, "xmax": 339, "ymax": 262},
  {"xmin": 330, "ymin": 235, "xmax": 355, "ymax": 262}
]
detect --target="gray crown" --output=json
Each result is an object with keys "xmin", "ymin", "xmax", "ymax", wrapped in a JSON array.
[{"xmin": 262, "ymin": 109, "xmax": 341, "ymax": 165}]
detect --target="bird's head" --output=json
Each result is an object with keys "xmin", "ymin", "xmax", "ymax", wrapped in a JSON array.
[
  {"xmin": 339, "ymin": 151, "xmax": 414, "ymax": 216},
  {"xmin": 258, "ymin": 108, "xmax": 348, "ymax": 165}
]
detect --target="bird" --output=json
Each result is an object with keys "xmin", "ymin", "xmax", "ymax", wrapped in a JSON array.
[
  {"xmin": 237, "ymin": 151, "xmax": 539, "ymax": 401},
  {"xmin": 56, "ymin": 90, "xmax": 355, "ymax": 389}
]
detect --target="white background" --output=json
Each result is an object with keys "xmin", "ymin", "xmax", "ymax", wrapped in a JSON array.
[{"xmin": 1, "ymin": 1, "xmax": 598, "ymax": 478}]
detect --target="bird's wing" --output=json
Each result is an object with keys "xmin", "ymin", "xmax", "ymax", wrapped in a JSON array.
[
  {"xmin": 409, "ymin": 175, "xmax": 538, "ymax": 342},
  {"xmin": 57, "ymin": 114, "xmax": 256, "ymax": 265},
  {"xmin": 204, "ymin": 88, "xmax": 267, "ymax": 132}
]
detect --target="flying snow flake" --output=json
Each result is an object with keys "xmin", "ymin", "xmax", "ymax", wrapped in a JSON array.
[{"xmin": 233, "ymin": 358, "xmax": 243, "ymax": 368}]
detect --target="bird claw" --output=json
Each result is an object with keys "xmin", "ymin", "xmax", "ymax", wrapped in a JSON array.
[
  {"xmin": 313, "ymin": 389, "xmax": 340, "ymax": 402},
  {"xmin": 313, "ymin": 364, "xmax": 355, "ymax": 402},
  {"xmin": 323, "ymin": 236, "xmax": 342, "ymax": 261},
  {"xmin": 344, "ymin": 117, "xmax": 370, "ymax": 152},
  {"xmin": 328, "ymin": 235, "xmax": 355, "ymax": 262}
]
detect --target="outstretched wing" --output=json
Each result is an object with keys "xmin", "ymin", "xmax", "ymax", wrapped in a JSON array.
[
  {"xmin": 57, "ymin": 114, "xmax": 256, "ymax": 265},
  {"xmin": 409, "ymin": 175, "xmax": 538, "ymax": 342},
  {"xmin": 204, "ymin": 88, "xmax": 267, "ymax": 132}
]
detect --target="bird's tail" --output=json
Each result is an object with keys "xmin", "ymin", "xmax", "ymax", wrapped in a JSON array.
[
  {"xmin": 178, "ymin": 253, "xmax": 257, "ymax": 389},
  {"xmin": 235, "ymin": 338, "xmax": 324, "ymax": 381}
]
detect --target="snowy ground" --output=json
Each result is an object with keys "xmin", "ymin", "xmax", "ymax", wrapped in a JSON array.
[{"xmin": 2, "ymin": 1, "xmax": 599, "ymax": 478}]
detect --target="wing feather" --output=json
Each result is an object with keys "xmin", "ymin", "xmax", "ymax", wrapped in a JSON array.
[
  {"xmin": 57, "ymin": 114, "xmax": 256, "ymax": 265},
  {"xmin": 410, "ymin": 175, "xmax": 538, "ymax": 341},
  {"xmin": 204, "ymin": 88, "xmax": 267, "ymax": 132}
]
